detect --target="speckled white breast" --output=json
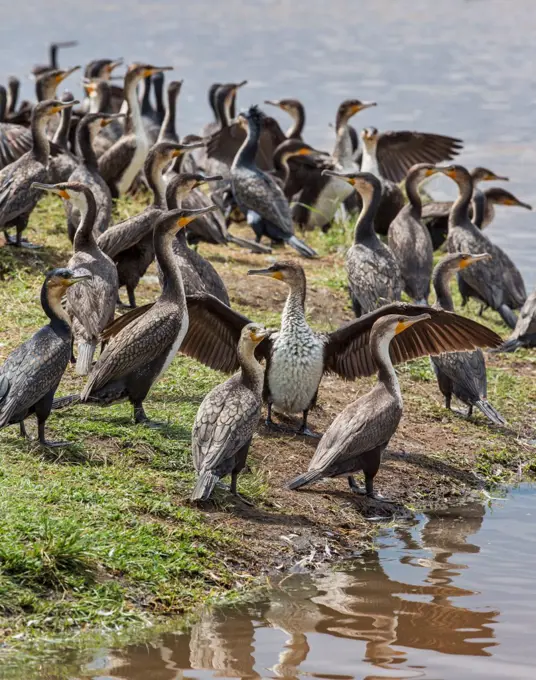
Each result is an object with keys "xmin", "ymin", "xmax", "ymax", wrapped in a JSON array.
[
  {"xmin": 117, "ymin": 133, "xmax": 150, "ymax": 196},
  {"xmin": 267, "ymin": 327, "xmax": 325, "ymax": 414},
  {"xmin": 305, "ymin": 177, "xmax": 354, "ymax": 229}
]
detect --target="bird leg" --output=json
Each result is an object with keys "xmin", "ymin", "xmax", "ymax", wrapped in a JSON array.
[
  {"xmin": 3, "ymin": 231, "xmax": 41, "ymax": 249},
  {"xmin": 445, "ymin": 393, "xmax": 452, "ymax": 410},
  {"xmin": 19, "ymin": 420, "xmax": 29, "ymax": 439},
  {"xmin": 466, "ymin": 405, "xmax": 474, "ymax": 419},
  {"xmin": 127, "ymin": 286, "xmax": 137, "ymax": 309},
  {"xmin": 133, "ymin": 403, "xmax": 164, "ymax": 429},
  {"xmin": 230, "ymin": 472, "xmax": 253, "ymax": 506},
  {"xmin": 298, "ymin": 410, "xmax": 321, "ymax": 439},
  {"xmin": 38, "ymin": 421, "xmax": 69, "ymax": 448}
]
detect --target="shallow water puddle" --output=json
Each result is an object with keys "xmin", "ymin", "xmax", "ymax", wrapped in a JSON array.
[{"xmin": 50, "ymin": 485, "xmax": 534, "ymax": 679}]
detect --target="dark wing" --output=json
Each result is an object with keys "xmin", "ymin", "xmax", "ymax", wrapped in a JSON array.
[
  {"xmin": 206, "ymin": 117, "xmax": 286, "ymax": 170},
  {"xmin": 181, "ymin": 294, "xmax": 271, "ymax": 373},
  {"xmin": 432, "ymin": 349, "xmax": 487, "ymax": 399},
  {"xmin": 98, "ymin": 134, "xmax": 135, "ymax": 184},
  {"xmin": 324, "ymin": 303, "xmax": 502, "ymax": 380},
  {"xmin": 101, "ymin": 303, "xmax": 155, "ymax": 341},
  {"xmin": 377, "ymin": 131, "xmax": 463, "ymax": 184},
  {"xmin": 0, "ymin": 328, "xmax": 69, "ymax": 428},
  {"xmin": 0, "ymin": 123, "xmax": 33, "ymax": 170},
  {"xmin": 97, "ymin": 210, "xmax": 156, "ymax": 258},
  {"xmin": 421, "ymin": 201, "xmax": 452, "ymax": 220},
  {"xmin": 82, "ymin": 306, "xmax": 180, "ymax": 397}
]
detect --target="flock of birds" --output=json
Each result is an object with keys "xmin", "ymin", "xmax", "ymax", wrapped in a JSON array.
[{"xmin": 0, "ymin": 42, "xmax": 535, "ymax": 504}]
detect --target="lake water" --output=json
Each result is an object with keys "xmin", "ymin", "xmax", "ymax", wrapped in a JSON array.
[
  {"xmin": 6, "ymin": 485, "xmax": 535, "ymax": 679},
  {"xmin": 0, "ymin": 0, "xmax": 534, "ymax": 288}
]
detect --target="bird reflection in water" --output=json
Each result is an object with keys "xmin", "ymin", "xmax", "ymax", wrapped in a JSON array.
[{"xmin": 92, "ymin": 501, "xmax": 498, "ymax": 680}]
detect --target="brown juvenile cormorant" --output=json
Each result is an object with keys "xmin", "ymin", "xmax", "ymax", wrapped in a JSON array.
[
  {"xmin": 33, "ymin": 181, "xmax": 119, "ymax": 375},
  {"xmin": 0, "ymin": 268, "xmax": 90, "ymax": 446},
  {"xmin": 191, "ymin": 323, "xmax": 271, "ymax": 502},
  {"xmin": 164, "ymin": 173, "xmax": 230, "ymax": 305},
  {"xmin": 324, "ymin": 170, "xmax": 402, "ymax": 316},
  {"xmin": 66, "ymin": 112, "xmax": 123, "ymax": 241},
  {"xmin": 35, "ymin": 66, "xmax": 81, "ymax": 103},
  {"xmin": 264, "ymin": 99, "xmax": 306, "ymax": 140},
  {"xmin": 54, "ymin": 206, "xmax": 217, "ymax": 426},
  {"xmin": 287, "ymin": 313, "xmax": 432, "ymax": 498},
  {"xmin": 0, "ymin": 98, "xmax": 77, "ymax": 248},
  {"xmin": 98, "ymin": 141, "xmax": 202, "ymax": 307},
  {"xmin": 98, "ymin": 64, "xmax": 172, "ymax": 196},
  {"xmin": 388, "ymin": 163, "xmax": 436, "ymax": 304},
  {"xmin": 359, "ymin": 127, "xmax": 405, "ymax": 234},
  {"xmin": 48, "ymin": 91, "xmax": 79, "ymax": 183},
  {"xmin": 422, "ymin": 167, "xmax": 509, "ymax": 249},
  {"xmin": 230, "ymin": 106, "xmax": 317, "ymax": 258},
  {"xmin": 435, "ymin": 164, "xmax": 525, "ymax": 328},
  {"xmin": 430, "ymin": 252, "xmax": 506, "ymax": 425},
  {"xmin": 471, "ymin": 186, "xmax": 532, "ymax": 229},
  {"xmin": 494, "ymin": 287, "xmax": 536, "ymax": 352}
]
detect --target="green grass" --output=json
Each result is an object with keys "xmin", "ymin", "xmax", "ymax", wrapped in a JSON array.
[{"xmin": 0, "ymin": 191, "xmax": 535, "ymax": 657}]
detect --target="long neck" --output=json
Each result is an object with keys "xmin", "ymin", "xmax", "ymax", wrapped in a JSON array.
[
  {"xmin": 272, "ymin": 149, "xmax": 291, "ymax": 183},
  {"xmin": 73, "ymin": 193, "xmax": 98, "ymax": 250},
  {"xmin": 140, "ymin": 77, "xmax": 152, "ymax": 115},
  {"xmin": 52, "ymin": 105, "xmax": 71, "ymax": 149},
  {"xmin": 450, "ymin": 175, "xmax": 473, "ymax": 226},
  {"xmin": 215, "ymin": 92, "xmax": 228, "ymax": 128},
  {"xmin": 7, "ymin": 81, "xmax": 18, "ymax": 114},
  {"xmin": 160, "ymin": 90, "xmax": 178, "ymax": 140},
  {"xmin": 471, "ymin": 189, "xmax": 485, "ymax": 228},
  {"xmin": 76, "ymin": 121, "xmax": 98, "ymax": 168},
  {"xmin": 124, "ymin": 76, "xmax": 145, "ymax": 138},
  {"xmin": 360, "ymin": 142, "xmax": 380, "ymax": 177},
  {"xmin": 405, "ymin": 168, "xmax": 423, "ymax": 215},
  {"xmin": 146, "ymin": 157, "xmax": 167, "ymax": 208},
  {"xmin": 287, "ymin": 105, "xmax": 305, "ymax": 139},
  {"xmin": 154, "ymin": 227, "xmax": 186, "ymax": 305},
  {"xmin": 154, "ymin": 80, "xmax": 165, "ymax": 121},
  {"xmin": 237, "ymin": 340, "xmax": 264, "ymax": 394},
  {"xmin": 41, "ymin": 284, "xmax": 71, "ymax": 335},
  {"xmin": 0, "ymin": 88, "xmax": 5, "ymax": 121},
  {"xmin": 235, "ymin": 118, "xmax": 260, "ymax": 167},
  {"xmin": 31, "ymin": 113, "xmax": 51, "ymax": 163},
  {"xmin": 354, "ymin": 185, "xmax": 381, "ymax": 246},
  {"xmin": 281, "ymin": 281, "xmax": 307, "ymax": 328},
  {"xmin": 371, "ymin": 332, "xmax": 401, "ymax": 400},
  {"xmin": 432, "ymin": 263, "xmax": 455, "ymax": 311}
]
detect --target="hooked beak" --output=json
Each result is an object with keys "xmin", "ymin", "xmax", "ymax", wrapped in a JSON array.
[
  {"xmin": 321, "ymin": 169, "xmax": 355, "ymax": 185},
  {"xmin": 56, "ymin": 65, "xmax": 81, "ymax": 82},
  {"xmin": 32, "ymin": 182, "xmax": 70, "ymax": 200},
  {"xmin": 177, "ymin": 205, "xmax": 218, "ymax": 228},
  {"xmin": 100, "ymin": 113, "xmax": 125, "ymax": 127},
  {"xmin": 195, "ymin": 174, "xmax": 223, "ymax": 188},
  {"xmin": 264, "ymin": 99, "xmax": 281, "ymax": 108},
  {"xmin": 395, "ymin": 313, "xmax": 431, "ymax": 335},
  {"xmin": 67, "ymin": 273, "xmax": 92, "ymax": 286},
  {"xmin": 55, "ymin": 41, "xmax": 78, "ymax": 49},
  {"xmin": 247, "ymin": 267, "xmax": 284, "ymax": 280},
  {"xmin": 354, "ymin": 101, "xmax": 376, "ymax": 114},
  {"xmin": 250, "ymin": 327, "xmax": 273, "ymax": 343},
  {"xmin": 460, "ymin": 253, "xmax": 492, "ymax": 269},
  {"xmin": 234, "ymin": 80, "xmax": 248, "ymax": 90},
  {"xmin": 50, "ymin": 99, "xmax": 79, "ymax": 115},
  {"xmin": 106, "ymin": 59, "xmax": 123, "ymax": 74}
]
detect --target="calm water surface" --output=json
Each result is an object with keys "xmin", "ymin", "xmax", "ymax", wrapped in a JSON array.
[
  {"xmin": 0, "ymin": 0, "xmax": 534, "ymax": 287},
  {"xmin": 7, "ymin": 484, "xmax": 532, "ymax": 679}
]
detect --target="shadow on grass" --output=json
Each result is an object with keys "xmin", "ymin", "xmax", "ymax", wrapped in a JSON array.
[{"xmin": 390, "ymin": 450, "xmax": 481, "ymax": 488}]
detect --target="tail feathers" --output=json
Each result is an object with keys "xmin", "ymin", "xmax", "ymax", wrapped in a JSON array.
[
  {"xmin": 492, "ymin": 336, "xmax": 521, "ymax": 353},
  {"xmin": 51, "ymin": 394, "xmax": 81, "ymax": 410},
  {"xmin": 227, "ymin": 234, "xmax": 273, "ymax": 254},
  {"xmin": 75, "ymin": 341, "xmax": 97, "ymax": 376},
  {"xmin": 191, "ymin": 471, "xmax": 220, "ymax": 502},
  {"xmin": 287, "ymin": 469, "xmax": 322, "ymax": 490},
  {"xmin": 0, "ymin": 375, "xmax": 9, "ymax": 402},
  {"xmin": 286, "ymin": 234, "xmax": 318, "ymax": 259},
  {"xmin": 475, "ymin": 399, "xmax": 507, "ymax": 426},
  {"xmin": 498, "ymin": 304, "xmax": 517, "ymax": 330}
]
